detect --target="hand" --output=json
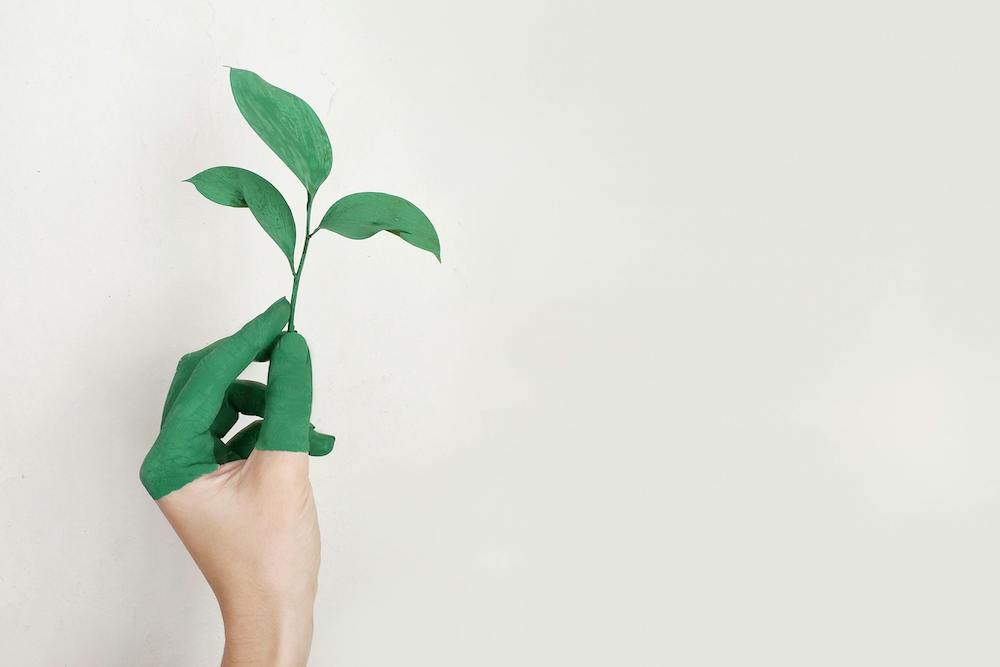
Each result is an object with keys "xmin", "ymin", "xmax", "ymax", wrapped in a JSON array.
[{"xmin": 140, "ymin": 298, "xmax": 333, "ymax": 667}]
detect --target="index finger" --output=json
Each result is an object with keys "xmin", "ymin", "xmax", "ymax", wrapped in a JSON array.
[{"xmin": 163, "ymin": 298, "xmax": 290, "ymax": 434}]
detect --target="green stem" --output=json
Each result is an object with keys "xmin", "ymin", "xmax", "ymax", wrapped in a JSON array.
[{"xmin": 288, "ymin": 194, "xmax": 314, "ymax": 332}]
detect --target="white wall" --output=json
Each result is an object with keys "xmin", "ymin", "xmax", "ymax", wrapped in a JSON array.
[{"xmin": 2, "ymin": 1, "xmax": 1000, "ymax": 664}]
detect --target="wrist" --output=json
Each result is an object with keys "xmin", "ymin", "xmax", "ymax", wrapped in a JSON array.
[{"xmin": 220, "ymin": 600, "xmax": 314, "ymax": 667}]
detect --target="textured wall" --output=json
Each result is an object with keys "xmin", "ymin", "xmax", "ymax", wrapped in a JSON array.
[{"xmin": 2, "ymin": 1, "xmax": 1000, "ymax": 664}]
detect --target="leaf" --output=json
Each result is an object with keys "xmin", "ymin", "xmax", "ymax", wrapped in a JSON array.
[
  {"xmin": 185, "ymin": 167, "xmax": 297, "ymax": 268},
  {"xmin": 318, "ymin": 192, "xmax": 441, "ymax": 261},
  {"xmin": 229, "ymin": 68, "xmax": 332, "ymax": 198}
]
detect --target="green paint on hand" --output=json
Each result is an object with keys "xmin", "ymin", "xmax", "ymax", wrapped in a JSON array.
[
  {"xmin": 140, "ymin": 299, "xmax": 332, "ymax": 499},
  {"xmin": 144, "ymin": 67, "xmax": 444, "ymax": 498}
]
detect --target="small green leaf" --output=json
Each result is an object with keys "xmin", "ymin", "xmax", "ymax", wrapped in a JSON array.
[
  {"xmin": 229, "ymin": 68, "xmax": 332, "ymax": 198},
  {"xmin": 318, "ymin": 192, "xmax": 441, "ymax": 261},
  {"xmin": 185, "ymin": 167, "xmax": 296, "ymax": 268}
]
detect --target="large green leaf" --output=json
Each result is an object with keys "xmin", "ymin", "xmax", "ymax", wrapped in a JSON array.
[
  {"xmin": 185, "ymin": 166, "xmax": 296, "ymax": 268},
  {"xmin": 229, "ymin": 68, "xmax": 332, "ymax": 198},
  {"xmin": 317, "ymin": 192, "xmax": 441, "ymax": 261}
]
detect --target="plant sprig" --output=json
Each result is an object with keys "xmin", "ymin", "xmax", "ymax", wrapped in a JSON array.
[{"xmin": 186, "ymin": 67, "xmax": 441, "ymax": 331}]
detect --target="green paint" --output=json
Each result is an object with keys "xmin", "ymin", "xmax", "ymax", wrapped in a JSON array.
[
  {"xmin": 229, "ymin": 68, "xmax": 332, "ymax": 198},
  {"xmin": 140, "ymin": 299, "xmax": 332, "ymax": 499},
  {"xmin": 210, "ymin": 380, "xmax": 334, "ymax": 461},
  {"xmin": 288, "ymin": 195, "xmax": 314, "ymax": 332},
  {"xmin": 319, "ymin": 192, "xmax": 441, "ymax": 261},
  {"xmin": 144, "ymin": 68, "xmax": 442, "ymax": 497},
  {"xmin": 185, "ymin": 67, "xmax": 441, "ymax": 328},
  {"xmin": 256, "ymin": 332, "xmax": 313, "ymax": 450},
  {"xmin": 185, "ymin": 166, "xmax": 297, "ymax": 269}
]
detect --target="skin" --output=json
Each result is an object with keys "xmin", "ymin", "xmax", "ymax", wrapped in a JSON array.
[{"xmin": 140, "ymin": 298, "xmax": 330, "ymax": 666}]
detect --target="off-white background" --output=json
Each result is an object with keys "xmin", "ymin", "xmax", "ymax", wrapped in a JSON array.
[{"xmin": 2, "ymin": 0, "xmax": 999, "ymax": 664}]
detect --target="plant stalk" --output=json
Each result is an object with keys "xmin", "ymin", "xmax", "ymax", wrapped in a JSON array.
[{"xmin": 287, "ymin": 194, "xmax": 314, "ymax": 332}]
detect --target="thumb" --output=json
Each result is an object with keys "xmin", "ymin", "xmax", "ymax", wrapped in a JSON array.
[{"xmin": 256, "ymin": 332, "xmax": 313, "ymax": 453}]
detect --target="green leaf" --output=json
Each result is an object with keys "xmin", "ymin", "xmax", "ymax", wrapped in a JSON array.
[
  {"xmin": 185, "ymin": 167, "xmax": 297, "ymax": 268},
  {"xmin": 229, "ymin": 68, "xmax": 332, "ymax": 198},
  {"xmin": 318, "ymin": 192, "xmax": 441, "ymax": 261}
]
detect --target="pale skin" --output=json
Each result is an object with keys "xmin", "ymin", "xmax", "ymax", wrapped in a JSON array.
[
  {"xmin": 142, "ymin": 299, "xmax": 329, "ymax": 666},
  {"xmin": 158, "ymin": 452, "xmax": 319, "ymax": 666}
]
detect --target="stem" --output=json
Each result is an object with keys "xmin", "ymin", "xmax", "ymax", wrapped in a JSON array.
[{"xmin": 288, "ymin": 194, "xmax": 314, "ymax": 332}]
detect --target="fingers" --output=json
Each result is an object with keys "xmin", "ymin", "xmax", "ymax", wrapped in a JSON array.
[
  {"xmin": 160, "ymin": 340, "xmax": 223, "ymax": 426},
  {"xmin": 256, "ymin": 332, "xmax": 312, "ymax": 452},
  {"xmin": 309, "ymin": 428, "xmax": 335, "ymax": 456},
  {"xmin": 141, "ymin": 298, "xmax": 290, "ymax": 500},
  {"xmin": 211, "ymin": 376, "xmax": 335, "ymax": 458},
  {"xmin": 243, "ymin": 333, "xmax": 312, "ymax": 484},
  {"xmin": 209, "ymin": 380, "xmax": 267, "ymax": 438},
  {"xmin": 221, "ymin": 419, "xmax": 264, "ymax": 461},
  {"xmin": 140, "ymin": 433, "xmax": 220, "ymax": 499},
  {"xmin": 164, "ymin": 298, "xmax": 290, "ymax": 435},
  {"xmin": 227, "ymin": 380, "xmax": 269, "ymax": 415},
  {"xmin": 254, "ymin": 337, "xmax": 281, "ymax": 363},
  {"xmin": 215, "ymin": 418, "xmax": 335, "ymax": 462}
]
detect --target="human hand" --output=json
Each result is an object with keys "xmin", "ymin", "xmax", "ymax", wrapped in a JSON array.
[{"xmin": 140, "ymin": 298, "xmax": 333, "ymax": 667}]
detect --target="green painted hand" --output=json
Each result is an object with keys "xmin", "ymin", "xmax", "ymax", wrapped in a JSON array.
[{"xmin": 140, "ymin": 298, "xmax": 333, "ymax": 499}]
